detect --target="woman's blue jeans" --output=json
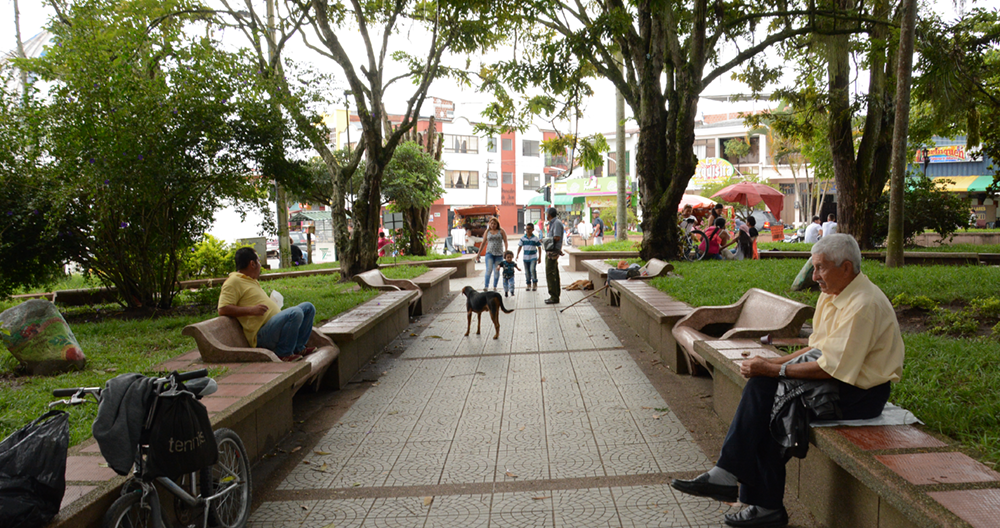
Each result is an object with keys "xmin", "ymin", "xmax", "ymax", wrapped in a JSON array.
[
  {"xmin": 523, "ymin": 259, "xmax": 538, "ymax": 284},
  {"xmin": 484, "ymin": 253, "xmax": 502, "ymax": 288},
  {"xmin": 256, "ymin": 302, "xmax": 315, "ymax": 357}
]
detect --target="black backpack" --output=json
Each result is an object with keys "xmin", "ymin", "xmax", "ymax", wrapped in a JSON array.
[{"xmin": 143, "ymin": 384, "xmax": 217, "ymax": 481}]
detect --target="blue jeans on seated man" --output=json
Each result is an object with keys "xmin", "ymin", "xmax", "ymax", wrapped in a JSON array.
[
  {"xmin": 484, "ymin": 253, "xmax": 502, "ymax": 289},
  {"xmin": 256, "ymin": 302, "xmax": 316, "ymax": 357},
  {"xmin": 523, "ymin": 259, "xmax": 538, "ymax": 285}
]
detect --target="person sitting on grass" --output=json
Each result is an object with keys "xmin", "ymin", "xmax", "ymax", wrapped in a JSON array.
[
  {"xmin": 671, "ymin": 234, "xmax": 904, "ymax": 527},
  {"xmin": 217, "ymin": 247, "xmax": 317, "ymax": 362}
]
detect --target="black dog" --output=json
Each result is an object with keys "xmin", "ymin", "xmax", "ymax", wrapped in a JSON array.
[{"xmin": 462, "ymin": 286, "xmax": 514, "ymax": 340}]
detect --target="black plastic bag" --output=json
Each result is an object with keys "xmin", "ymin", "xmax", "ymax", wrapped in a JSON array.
[
  {"xmin": 143, "ymin": 388, "xmax": 217, "ymax": 481},
  {"xmin": 0, "ymin": 410, "xmax": 69, "ymax": 528}
]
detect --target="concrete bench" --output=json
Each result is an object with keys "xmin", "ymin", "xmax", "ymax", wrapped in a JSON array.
[
  {"xmin": 585, "ymin": 259, "xmax": 673, "ymax": 305},
  {"xmin": 51, "ymin": 351, "xmax": 311, "ymax": 528},
  {"xmin": 672, "ymin": 288, "xmax": 813, "ymax": 372},
  {"xmin": 318, "ymin": 290, "xmax": 418, "ymax": 389},
  {"xmin": 410, "ymin": 267, "xmax": 456, "ymax": 314},
  {"xmin": 609, "ymin": 280, "xmax": 694, "ymax": 373},
  {"xmin": 181, "ymin": 316, "xmax": 339, "ymax": 393},
  {"xmin": 354, "ymin": 269, "xmax": 423, "ymax": 315},
  {"xmin": 379, "ymin": 254, "xmax": 477, "ymax": 278},
  {"xmin": 696, "ymin": 340, "xmax": 1000, "ymax": 528},
  {"xmin": 564, "ymin": 247, "xmax": 640, "ymax": 271}
]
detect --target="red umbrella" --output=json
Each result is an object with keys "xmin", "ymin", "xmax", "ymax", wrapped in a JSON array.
[{"xmin": 711, "ymin": 182, "xmax": 784, "ymax": 220}]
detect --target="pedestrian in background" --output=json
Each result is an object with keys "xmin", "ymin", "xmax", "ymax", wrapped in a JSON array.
[
  {"xmin": 516, "ymin": 222, "xmax": 541, "ymax": 291},
  {"xmin": 479, "ymin": 217, "xmax": 508, "ymax": 291},
  {"xmin": 544, "ymin": 207, "xmax": 564, "ymax": 304}
]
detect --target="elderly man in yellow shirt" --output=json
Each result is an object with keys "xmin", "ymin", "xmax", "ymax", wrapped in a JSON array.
[
  {"xmin": 217, "ymin": 248, "xmax": 316, "ymax": 362},
  {"xmin": 672, "ymin": 234, "xmax": 904, "ymax": 528}
]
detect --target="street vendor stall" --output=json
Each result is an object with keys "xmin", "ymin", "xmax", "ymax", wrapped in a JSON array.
[{"xmin": 453, "ymin": 205, "xmax": 501, "ymax": 254}]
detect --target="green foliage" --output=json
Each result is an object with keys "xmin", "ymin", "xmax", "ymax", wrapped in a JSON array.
[
  {"xmin": 15, "ymin": 0, "xmax": 294, "ymax": 309},
  {"xmin": 598, "ymin": 204, "xmax": 637, "ymax": 232},
  {"xmin": 870, "ymin": 177, "xmax": 971, "ymax": 247},
  {"xmin": 971, "ymin": 298, "xmax": 1000, "ymax": 320},
  {"xmin": 381, "ymin": 142, "xmax": 445, "ymax": 211},
  {"xmin": 178, "ymin": 235, "xmax": 246, "ymax": 281},
  {"xmin": 929, "ymin": 309, "xmax": 981, "ymax": 337},
  {"xmin": 892, "ymin": 293, "xmax": 939, "ymax": 311},
  {"xmin": 723, "ymin": 137, "xmax": 751, "ymax": 163}
]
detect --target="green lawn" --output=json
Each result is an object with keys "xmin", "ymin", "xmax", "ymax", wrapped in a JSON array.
[
  {"xmin": 0, "ymin": 265, "xmax": 427, "ymax": 446},
  {"xmin": 578, "ymin": 240, "xmax": 640, "ymax": 252},
  {"xmin": 652, "ymin": 259, "xmax": 1000, "ymax": 469},
  {"xmin": 758, "ymin": 241, "xmax": 1000, "ymax": 253},
  {"xmin": 261, "ymin": 252, "xmax": 460, "ymax": 274}
]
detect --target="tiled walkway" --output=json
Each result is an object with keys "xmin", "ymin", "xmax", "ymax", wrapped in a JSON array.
[{"xmin": 249, "ymin": 260, "xmax": 735, "ymax": 527}]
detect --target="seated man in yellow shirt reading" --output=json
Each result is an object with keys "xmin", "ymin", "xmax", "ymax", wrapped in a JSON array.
[
  {"xmin": 671, "ymin": 234, "xmax": 904, "ymax": 528},
  {"xmin": 217, "ymin": 248, "xmax": 317, "ymax": 362}
]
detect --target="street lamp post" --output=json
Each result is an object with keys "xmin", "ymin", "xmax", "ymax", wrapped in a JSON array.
[
  {"xmin": 344, "ymin": 90, "xmax": 353, "ymax": 149},
  {"xmin": 922, "ymin": 147, "xmax": 930, "ymax": 177}
]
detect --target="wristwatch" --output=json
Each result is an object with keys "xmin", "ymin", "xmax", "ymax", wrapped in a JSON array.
[{"xmin": 778, "ymin": 363, "xmax": 788, "ymax": 378}]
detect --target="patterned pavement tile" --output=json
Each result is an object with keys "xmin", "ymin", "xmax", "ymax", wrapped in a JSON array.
[
  {"xmin": 364, "ymin": 496, "xmax": 430, "ymax": 528},
  {"xmin": 552, "ymin": 488, "xmax": 621, "ymax": 528},
  {"xmin": 300, "ymin": 499, "xmax": 374, "ymax": 528},
  {"xmin": 424, "ymin": 494, "xmax": 492, "ymax": 528},
  {"xmin": 490, "ymin": 491, "xmax": 555, "ymax": 527},
  {"xmin": 496, "ymin": 448, "xmax": 550, "ymax": 481},
  {"xmin": 248, "ymin": 499, "xmax": 314, "ymax": 528}
]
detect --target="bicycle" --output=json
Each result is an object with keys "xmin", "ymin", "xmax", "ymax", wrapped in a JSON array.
[
  {"xmin": 51, "ymin": 369, "xmax": 252, "ymax": 528},
  {"xmin": 681, "ymin": 229, "xmax": 707, "ymax": 261}
]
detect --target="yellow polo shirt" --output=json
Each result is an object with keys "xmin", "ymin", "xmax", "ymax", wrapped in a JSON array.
[
  {"xmin": 217, "ymin": 272, "xmax": 280, "ymax": 347},
  {"xmin": 810, "ymin": 273, "xmax": 904, "ymax": 389}
]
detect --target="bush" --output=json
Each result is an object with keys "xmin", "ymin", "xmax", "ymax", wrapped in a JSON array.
[
  {"xmin": 179, "ymin": 235, "xmax": 246, "ymax": 281},
  {"xmin": 870, "ymin": 176, "xmax": 969, "ymax": 246},
  {"xmin": 892, "ymin": 293, "xmax": 939, "ymax": 311}
]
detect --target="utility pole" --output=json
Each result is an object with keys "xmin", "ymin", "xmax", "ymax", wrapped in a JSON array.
[
  {"xmin": 886, "ymin": 0, "xmax": 918, "ymax": 268},
  {"xmin": 615, "ymin": 55, "xmax": 627, "ymax": 241}
]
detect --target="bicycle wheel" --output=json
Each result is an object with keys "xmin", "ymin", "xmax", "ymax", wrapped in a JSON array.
[
  {"xmin": 205, "ymin": 428, "xmax": 252, "ymax": 528},
  {"xmin": 103, "ymin": 491, "xmax": 154, "ymax": 528},
  {"xmin": 683, "ymin": 230, "xmax": 707, "ymax": 261}
]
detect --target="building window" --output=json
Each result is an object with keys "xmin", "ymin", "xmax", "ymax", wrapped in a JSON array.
[
  {"xmin": 779, "ymin": 183, "xmax": 795, "ymax": 195},
  {"xmin": 487, "ymin": 171, "xmax": 498, "ymax": 187},
  {"xmin": 487, "ymin": 137, "xmax": 497, "ymax": 153},
  {"xmin": 445, "ymin": 170, "xmax": 479, "ymax": 189},
  {"xmin": 502, "ymin": 138, "xmax": 513, "ymax": 151},
  {"xmin": 523, "ymin": 173, "xmax": 541, "ymax": 189},
  {"xmin": 442, "ymin": 134, "xmax": 479, "ymax": 154},
  {"xmin": 522, "ymin": 140, "xmax": 540, "ymax": 157},
  {"xmin": 502, "ymin": 172, "xmax": 513, "ymax": 184}
]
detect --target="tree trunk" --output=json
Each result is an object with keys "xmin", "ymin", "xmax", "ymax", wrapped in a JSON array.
[
  {"xmin": 343, "ymin": 151, "xmax": 385, "ymax": 277},
  {"xmin": 616, "ymin": 55, "xmax": 628, "ymax": 241},
  {"xmin": 636, "ymin": 100, "xmax": 674, "ymax": 261},
  {"xmin": 886, "ymin": 0, "xmax": 917, "ymax": 267},
  {"xmin": 403, "ymin": 207, "xmax": 429, "ymax": 256}
]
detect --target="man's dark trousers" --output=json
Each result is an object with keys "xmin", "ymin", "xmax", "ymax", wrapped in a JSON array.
[
  {"xmin": 545, "ymin": 255, "xmax": 560, "ymax": 300},
  {"xmin": 715, "ymin": 376, "xmax": 891, "ymax": 509}
]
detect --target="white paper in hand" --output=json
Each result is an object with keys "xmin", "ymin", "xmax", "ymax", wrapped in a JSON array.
[{"xmin": 269, "ymin": 290, "xmax": 284, "ymax": 310}]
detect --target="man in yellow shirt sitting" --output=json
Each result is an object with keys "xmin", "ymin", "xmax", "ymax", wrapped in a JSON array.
[
  {"xmin": 671, "ymin": 234, "xmax": 904, "ymax": 528},
  {"xmin": 217, "ymin": 248, "xmax": 316, "ymax": 362}
]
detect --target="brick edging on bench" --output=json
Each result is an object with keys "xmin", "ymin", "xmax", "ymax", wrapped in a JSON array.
[
  {"xmin": 564, "ymin": 248, "xmax": 639, "ymax": 272},
  {"xmin": 696, "ymin": 339, "xmax": 1000, "ymax": 528}
]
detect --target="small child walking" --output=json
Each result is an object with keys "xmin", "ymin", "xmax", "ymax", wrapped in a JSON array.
[
  {"xmin": 497, "ymin": 250, "xmax": 521, "ymax": 297},
  {"xmin": 516, "ymin": 223, "xmax": 541, "ymax": 291}
]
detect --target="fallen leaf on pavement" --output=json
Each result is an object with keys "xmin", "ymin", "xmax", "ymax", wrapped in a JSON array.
[
  {"xmin": 641, "ymin": 406, "xmax": 653, "ymax": 410},
  {"xmin": 540, "ymin": 377, "xmax": 546, "ymax": 382},
  {"xmin": 615, "ymin": 365, "xmax": 622, "ymax": 370},
  {"xmin": 519, "ymin": 426, "xmax": 525, "ymax": 431},
  {"xmin": 532, "ymin": 496, "xmax": 550, "ymax": 501},
  {"xmin": 505, "ymin": 471, "xmax": 518, "ymax": 478},
  {"xmin": 291, "ymin": 446, "xmax": 301, "ymax": 453},
  {"xmin": 315, "ymin": 451, "xmax": 330, "ymax": 455},
  {"xmin": 423, "ymin": 497, "xmax": 434, "ymax": 506},
  {"xmin": 387, "ymin": 410, "xmax": 399, "ymax": 415},
  {"xmin": 300, "ymin": 504, "xmax": 308, "ymax": 510},
  {"xmin": 303, "ymin": 460, "xmax": 310, "ymax": 465}
]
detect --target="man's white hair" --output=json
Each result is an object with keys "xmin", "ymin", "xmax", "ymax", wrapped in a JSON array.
[{"xmin": 811, "ymin": 234, "xmax": 862, "ymax": 273}]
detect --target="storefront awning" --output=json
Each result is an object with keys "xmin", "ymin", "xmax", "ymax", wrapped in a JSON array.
[
  {"xmin": 932, "ymin": 176, "xmax": 995, "ymax": 192},
  {"xmin": 526, "ymin": 194, "xmax": 577, "ymax": 206}
]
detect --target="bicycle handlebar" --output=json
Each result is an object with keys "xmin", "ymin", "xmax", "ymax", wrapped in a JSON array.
[
  {"xmin": 175, "ymin": 368, "xmax": 208, "ymax": 382},
  {"xmin": 52, "ymin": 369, "xmax": 209, "ymax": 399}
]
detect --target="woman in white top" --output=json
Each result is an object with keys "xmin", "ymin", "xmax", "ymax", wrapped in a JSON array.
[{"xmin": 478, "ymin": 217, "xmax": 509, "ymax": 291}]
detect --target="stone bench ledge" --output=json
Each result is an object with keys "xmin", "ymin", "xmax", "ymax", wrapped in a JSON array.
[{"xmin": 318, "ymin": 290, "xmax": 417, "ymax": 342}]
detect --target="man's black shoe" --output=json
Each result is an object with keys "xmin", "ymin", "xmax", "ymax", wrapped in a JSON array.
[
  {"xmin": 670, "ymin": 473, "xmax": 738, "ymax": 502},
  {"xmin": 544, "ymin": 298, "xmax": 559, "ymax": 304},
  {"xmin": 724, "ymin": 506, "xmax": 788, "ymax": 528}
]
